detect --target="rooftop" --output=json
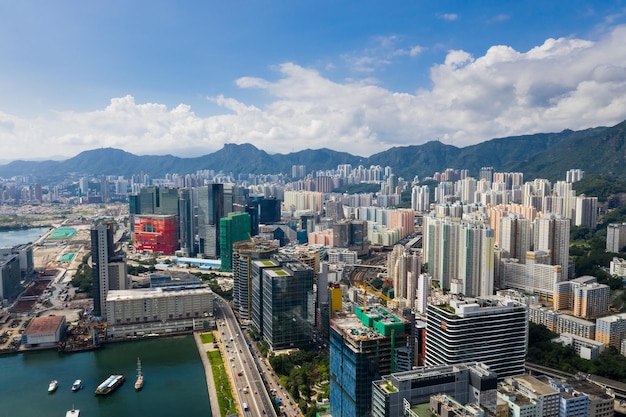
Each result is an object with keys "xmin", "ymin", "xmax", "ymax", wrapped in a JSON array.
[
  {"xmin": 510, "ymin": 375, "xmax": 558, "ymax": 396},
  {"xmin": 106, "ymin": 287, "xmax": 213, "ymax": 301},
  {"xmin": 23, "ymin": 315, "xmax": 65, "ymax": 335}
]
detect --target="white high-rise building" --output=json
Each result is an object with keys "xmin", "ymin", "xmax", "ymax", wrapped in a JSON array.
[
  {"xmin": 533, "ymin": 214, "xmax": 570, "ymax": 277},
  {"xmin": 423, "ymin": 215, "xmax": 494, "ymax": 297},
  {"xmin": 388, "ymin": 245, "xmax": 421, "ymax": 305},
  {"xmin": 416, "ymin": 273, "xmax": 430, "ymax": 314},
  {"xmin": 499, "ymin": 213, "xmax": 531, "ymax": 263},
  {"xmin": 423, "ymin": 216, "xmax": 460, "ymax": 291},
  {"xmin": 454, "ymin": 224, "xmax": 494, "ymax": 297},
  {"xmin": 411, "ymin": 185, "xmax": 430, "ymax": 212},
  {"xmin": 458, "ymin": 177, "xmax": 478, "ymax": 204},
  {"xmin": 426, "ymin": 296, "xmax": 528, "ymax": 378},
  {"xmin": 566, "ymin": 169, "xmax": 585, "ymax": 183},
  {"xmin": 574, "ymin": 195, "xmax": 598, "ymax": 229},
  {"xmin": 607, "ymin": 223, "xmax": 626, "ymax": 253}
]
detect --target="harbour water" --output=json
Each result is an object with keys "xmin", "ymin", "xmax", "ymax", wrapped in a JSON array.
[
  {"xmin": 0, "ymin": 335, "xmax": 212, "ymax": 417},
  {"xmin": 0, "ymin": 226, "xmax": 50, "ymax": 247},
  {"xmin": 0, "ymin": 229, "xmax": 212, "ymax": 416}
]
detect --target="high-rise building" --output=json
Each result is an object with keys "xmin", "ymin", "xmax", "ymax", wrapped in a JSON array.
[
  {"xmin": 0, "ymin": 253, "xmax": 20, "ymax": 302},
  {"xmin": 99, "ymin": 176, "xmax": 110, "ymax": 202},
  {"xmin": 259, "ymin": 254, "xmax": 314, "ymax": 350},
  {"xmin": 554, "ymin": 276, "xmax": 609, "ymax": 319},
  {"xmin": 137, "ymin": 186, "xmax": 180, "ymax": 215},
  {"xmin": 455, "ymin": 223, "xmax": 494, "ymax": 296},
  {"xmin": 292, "ymin": 164, "xmax": 306, "ymax": 179},
  {"xmin": 499, "ymin": 213, "xmax": 531, "ymax": 262},
  {"xmin": 387, "ymin": 245, "xmax": 421, "ymax": 306},
  {"xmin": 219, "ymin": 212, "xmax": 251, "ymax": 272},
  {"xmin": 595, "ymin": 313, "xmax": 626, "ymax": 348},
  {"xmin": 426, "ymin": 297, "xmax": 528, "ymax": 378},
  {"xmin": 566, "ymin": 169, "xmax": 585, "ymax": 183},
  {"xmin": 177, "ymin": 188, "xmax": 194, "ymax": 257},
  {"xmin": 480, "ymin": 166, "xmax": 495, "ymax": 183},
  {"xmin": 196, "ymin": 184, "xmax": 224, "ymax": 258},
  {"xmin": 533, "ymin": 214, "xmax": 570, "ymax": 277},
  {"xmin": 501, "ymin": 251, "xmax": 563, "ymax": 299},
  {"xmin": 330, "ymin": 306, "xmax": 411, "ymax": 417},
  {"xmin": 91, "ymin": 222, "xmax": 129, "ymax": 319},
  {"xmin": 606, "ymin": 223, "xmax": 626, "ymax": 253},
  {"xmin": 528, "ymin": 305, "xmax": 596, "ymax": 339},
  {"xmin": 416, "ymin": 274, "xmax": 430, "ymax": 314},
  {"xmin": 79, "ymin": 177, "xmax": 89, "ymax": 198},
  {"xmin": 423, "ymin": 216, "xmax": 494, "ymax": 297},
  {"xmin": 232, "ymin": 238, "xmax": 279, "ymax": 321},
  {"xmin": 325, "ymin": 200, "xmax": 345, "ymax": 222},
  {"xmin": 411, "ymin": 185, "xmax": 430, "ymax": 212},
  {"xmin": 0, "ymin": 244, "xmax": 34, "ymax": 277},
  {"xmin": 371, "ymin": 362, "xmax": 498, "ymax": 417},
  {"xmin": 574, "ymin": 196, "xmax": 598, "ymax": 229},
  {"xmin": 133, "ymin": 214, "xmax": 179, "ymax": 255}
]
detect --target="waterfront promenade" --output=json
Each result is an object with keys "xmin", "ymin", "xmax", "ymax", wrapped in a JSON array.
[{"xmin": 194, "ymin": 332, "xmax": 223, "ymax": 417}]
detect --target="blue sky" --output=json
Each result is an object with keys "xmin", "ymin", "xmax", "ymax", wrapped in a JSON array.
[{"xmin": 1, "ymin": 1, "xmax": 626, "ymax": 161}]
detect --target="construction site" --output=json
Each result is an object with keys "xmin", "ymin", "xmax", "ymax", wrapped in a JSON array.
[{"xmin": 1, "ymin": 212, "xmax": 108, "ymax": 354}]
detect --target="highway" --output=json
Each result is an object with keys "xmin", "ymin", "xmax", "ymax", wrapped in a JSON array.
[
  {"xmin": 214, "ymin": 296, "xmax": 277, "ymax": 416},
  {"xmin": 213, "ymin": 295, "xmax": 304, "ymax": 417}
]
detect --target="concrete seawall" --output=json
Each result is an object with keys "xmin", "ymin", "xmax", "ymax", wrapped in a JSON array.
[{"xmin": 194, "ymin": 332, "xmax": 222, "ymax": 417}]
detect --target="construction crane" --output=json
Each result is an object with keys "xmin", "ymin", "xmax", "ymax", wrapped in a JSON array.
[{"xmin": 354, "ymin": 282, "xmax": 400, "ymax": 310}]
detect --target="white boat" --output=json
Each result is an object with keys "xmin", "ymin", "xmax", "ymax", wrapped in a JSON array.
[
  {"xmin": 134, "ymin": 357, "xmax": 144, "ymax": 390},
  {"xmin": 71, "ymin": 379, "xmax": 82, "ymax": 392},
  {"xmin": 94, "ymin": 374, "xmax": 125, "ymax": 395},
  {"xmin": 65, "ymin": 406, "xmax": 80, "ymax": 417},
  {"xmin": 48, "ymin": 380, "xmax": 58, "ymax": 393}
]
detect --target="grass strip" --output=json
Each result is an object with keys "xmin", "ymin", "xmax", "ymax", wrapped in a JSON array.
[{"xmin": 207, "ymin": 350, "xmax": 236, "ymax": 416}]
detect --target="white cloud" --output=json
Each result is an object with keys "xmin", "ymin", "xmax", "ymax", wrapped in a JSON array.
[
  {"xmin": 409, "ymin": 45, "xmax": 424, "ymax": 57},
  {"xmin": 438, "ymin": 13, "xmax": 459, "ymax": 21},
  {"xmin": 2, "ymin": 25, "xmax": 626, "ymax": 161},
  {"xmin": 488, "ymin": 14, "xmax": 510, "ymax": 23},
  {"xmin": 342, "ymin": 35, "xmax": 423, "ymax": 72}
]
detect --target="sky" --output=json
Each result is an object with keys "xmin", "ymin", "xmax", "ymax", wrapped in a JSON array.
[{"xmin": 1, "ymin": 1, "xmax": 626, "ymax": 162}]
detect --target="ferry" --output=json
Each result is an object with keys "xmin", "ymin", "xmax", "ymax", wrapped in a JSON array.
[
  {"xmin": 134, "ymin": 358, "xmax": 144, "ymax": 391},
  {"xmin": 94, "ymin": 374, "xmax": 125, "ymax": 395},
  {"xmin": 48, "ymin": 380, "xmax": 58, "ymax": 393},
  {"xmin": 71, "ymin": 379, "xmax": 82, "ymax": 392},
  {"xmin": 65, "ymin": 406, "xmax": 80, "ymax": 417}
]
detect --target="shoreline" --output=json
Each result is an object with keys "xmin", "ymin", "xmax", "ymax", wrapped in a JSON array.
[{"xmin": 194, "ymin": 332, "xmax": 223, "ymax": 417}]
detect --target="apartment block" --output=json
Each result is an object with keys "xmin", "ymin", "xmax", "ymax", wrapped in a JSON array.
[
  {"xmin": 529, "ymin": 305, "xmax": 596, "ymax": 339},
  {"xmin": 426, "ymin": 297, "xmax": 528, "ymax": 378},
  {"xmin": 371, "ymin": 362, "xmax": 497, "ymax": 417},
  {"xmin": 595, "ymin": 313, "xmax": 626, "ymax": 348}
]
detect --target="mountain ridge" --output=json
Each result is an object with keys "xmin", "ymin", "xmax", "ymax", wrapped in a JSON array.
[{"xmin": 1, "ymin": 120, "xmax": 624, "ymax": 183}]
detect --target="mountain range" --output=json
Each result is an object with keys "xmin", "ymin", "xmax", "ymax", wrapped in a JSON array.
[{"xmin": 2, "ymin": 120, "xmax": 625, "ymax": 183}]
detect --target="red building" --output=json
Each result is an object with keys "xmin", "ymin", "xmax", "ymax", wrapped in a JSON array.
[{"xmin": 133, "ymin": 214, "xmax": 178, "ymax": 255}]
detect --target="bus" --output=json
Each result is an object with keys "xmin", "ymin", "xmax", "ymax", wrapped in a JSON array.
[{"xmin": 242, "ymin": 402, "xmax": 249, "ymax": 411}]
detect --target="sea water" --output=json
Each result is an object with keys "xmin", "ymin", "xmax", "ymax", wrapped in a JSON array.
[
  {"xmin": 0, "ymin": 227, "xmax": 51, "ymax": 247},
  {"xmin": 0, "ymin": 335, "xmax": 212, "ymax": 417}
]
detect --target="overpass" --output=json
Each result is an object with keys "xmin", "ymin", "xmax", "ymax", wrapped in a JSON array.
[{"xmin": 344, "ymin": 264, "xmax": 387, "ymax": 270}]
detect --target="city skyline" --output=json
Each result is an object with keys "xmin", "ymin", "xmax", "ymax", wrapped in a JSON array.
[{"xmin": 2, "ymin": 2, "xmax": 626, "ymax": 162}]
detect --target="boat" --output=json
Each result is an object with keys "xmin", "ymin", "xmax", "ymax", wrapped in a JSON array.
[
  {"xmin": 71, "ymin": 379, "xmax": 82, "ymax": 392},
  {"xmin": 134, "ymin": 357, "xmax": 144, "ymax": 391},
  {"xmin": 48, "ymin": 380, "xmax": 58, "ymax": 393},
  {"xmin": 94, "ymin": 374, "xmax": 125, "ymax": 395},
  {"xmin": 65, "ymin": 406, "xmax": 80, "ymax": 417}
]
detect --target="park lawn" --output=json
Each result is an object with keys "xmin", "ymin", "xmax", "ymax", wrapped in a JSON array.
[{"xmin": 207, "ymin": 350, "xmax": 237, "ymax": 416}]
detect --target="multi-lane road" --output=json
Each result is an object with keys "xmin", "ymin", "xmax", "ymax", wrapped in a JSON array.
[
  {"xmin": 214, "ymin": 296, "xmax": 277, "ymax": 416},
  {"xmin": 213, "ymin": 296, "xmax": 303, "ymax": 417}
]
